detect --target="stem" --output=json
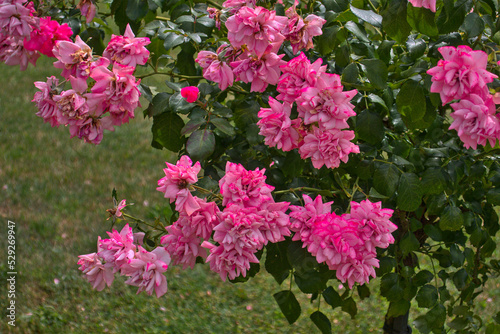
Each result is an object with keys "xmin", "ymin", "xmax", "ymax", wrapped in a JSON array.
[
  {"xmin": 122, "ymin": 213, "xmax": 166, "ymax": 232},
  {"xmin": 192, "ymin": 185, "xmax": 224, "ymax": 200},
  {"xmin": 273, "ymin": 187, "xmax": 341, "ymax": 195}
]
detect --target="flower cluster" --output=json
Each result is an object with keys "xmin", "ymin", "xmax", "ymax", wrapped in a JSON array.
[
  {"xmin": 204, "ymin": 162, "xmax": 291, "ymax": 281},
  {"xmin": 78, "ymin": 224, "xmax": 171, "ymax": 297},
  {"xmin": 196, "ymin": 1, "xmax": 326, "ymax": 93},
  {"xmin": 290, "ymin": 196, "xmax": 396, "ymax": 288},
  {"xmin": 156, "ymin": 156, "xmax": 291, "ymax": 281},
  {"xmin": 196, "ymin": 2, "xmax": 358, "ymax": 169},
  {"xmin": 427, "ymin": 45, "xmax": 500, "ymax": 149},
  {"xmin": 259, "ymin": 54, "xmax": 359, "ymax": 169},
  {"xmin": 32, "ymin": 24, "xmax": 149, "ymax": 144},
  {"xmin": 0, "ymin": 1, "xmax": 72, "ymax": 70}
]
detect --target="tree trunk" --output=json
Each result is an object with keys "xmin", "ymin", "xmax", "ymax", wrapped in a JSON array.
[{"xmin": 383, "ymin": 310, "xmax": 412, "ymax": 334}]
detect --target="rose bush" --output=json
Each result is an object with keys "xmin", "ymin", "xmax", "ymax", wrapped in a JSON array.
[{"xmin": 2, "ymin": 0, "xmax": 500, "ymax": 333}]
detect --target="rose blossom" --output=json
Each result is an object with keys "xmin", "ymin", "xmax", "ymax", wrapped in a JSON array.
[
  {"xmin": 299, "ymin": 127, "xmax": 360, "ymax": 169},
  {"xmin": 180, "ymin": 86, "xmax": 199, "ymax": 103},
  {"xmin": 103, "ymin": 23, "xmax": 151, "ymax": 67},
  {"xmin": 32, "ymin": 76, "xmax": 60, "ymax": 127},
  {"xmin": 195, "ymin": 47, "xmax": 235, "ymax": 91},
  {"xmin": 230, "ymin": 52, "xmax": 286, "ymax": 92},
  {"xmin": 24, "ymin": 16, "xmax": 72, "ymax": 57},
  {"xmin": 225, "ymin": 6, "xmax": 287, "ymax": 57},
  {"xmin": 408, "ymin": 0, "xmax": 437, "ymax": 12},
  {"xmin": 427, "ymin": 45, "xmax": 497, "ymax": 105},
  {"xmin": 257, "ymin": 97, "xmax": 300, "ymax": 151},
  {"xmin": 219, "ymin": 161, "xmax": 274, "ymax": 207},
  {"xmin": 77, "ymin": 0, "xmax": 97, "ymax": 23},
  {"xmin": 449, "ymin": 94, "xmax": 500, "ymax": 149},
  {"xmin": 277, "ymin": 53, "xmax": 327, "ymax": 103}
]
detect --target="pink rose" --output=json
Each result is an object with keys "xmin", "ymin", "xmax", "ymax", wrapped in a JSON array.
[{"xmin": 180, "ymin": 86, "xmax": 199, "ymax": 103}]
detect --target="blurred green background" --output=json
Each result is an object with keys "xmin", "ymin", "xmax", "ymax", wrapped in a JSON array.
[{"xmin": 0, "ymin": 57, "xmax": 498, "ymax": 333}]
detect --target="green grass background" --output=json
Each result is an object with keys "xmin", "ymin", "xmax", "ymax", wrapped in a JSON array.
[{"xmin": 0, "ymin": 58, "xmax": 498, "ymax": 333}]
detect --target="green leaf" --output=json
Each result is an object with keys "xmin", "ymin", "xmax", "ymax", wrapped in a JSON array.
[
  {"xmin": 400, "ymin": 231, "xmax": 420, "ymax": 256},
  {"xmin": 323, "ymin": 0, "xmax": 349, "ymax": 12},
  {"xmin": 80, "ymin": 28, "xmax": 105, "ymax": 55},
  {"xmin": 341, "ymin": 297, "xmax": 357, "ymax": 319},
  {"xmin": 273, "ymin": 291, "xmax": 301, "ymax": 324},
  {"xmin": 232, "ymin": 99, "xmax": 260, "ymax": 130},
  {"xmin": 360, "ymin": 59, "xmax": 388, "ymax": 90},
  {"xmin": 177, "ymin": 48, "xmax": 197, "ymax": 77},
  {"xmin": 406, "ymin": 35, "xmax": 427, "ymax": 60},
  {"xmin": 356, "ymin": 110, "xmax": 385, "ymax": 145},
  {"xmin": 323, "ymin": 286, "xmax": 343, "ymax": 310},
  {"xmin": 426, "ymin": 303, "xmax": 446, "ymax": 329},
  {"xmin": 407, "ymin": 5, "xmax": 438, "ymax": 36},
  {"xmin": 282, "ymin": 151, "xmax": 305, "ymax": 178},
  {"xmin": 287, "ymin": 241, "xmax": 317, "ymax": 275},
  {"xmin": 350, "ymin": 5, "xmax": 382, "ymax": 27},
  {"xmin": 373, "ymin": 163, "xmax": 400, "ymax": 197},
  {"xmin": 151, "ymin": 112, "xmax": 185, "ymax": 151},
  {"xmin": 294, "ymin": 271, "xmax": 329, "ymax": 294},
  {"xmin": 416, "ymin": 285, "xmax": 438, "ymax": 308},
  {"xmin": 147, "ymin": 92, "xmax": 171, "ymax": 117},
  {"xmin": 126, "ymin": 0, "xmax": 149, "ymax": 21},
  {"xmin": 396, "ymin": 80, "xmax": 426, "ymax": 123},
  {"xmin": 265, "ymin": 242, "xmax": 291, "ymax": 285},
  {"xmin": 169, "ymin": 92, "xmax": 195, "ymax": 114},
  {"xmin": 414, "ymin": 270, "xmax": 434, "ymax": 286},
  {"xmin": 310, "ymin": 311, "xmax": 332, "ymax": 334},
  {"xmin": 229, "ymin": 262, "xmax": 260, "ymax": 283},
  {"xmin": 437, "ymin": 0, "xmax": 468, "ymax": 34},
  {"xmin": 439, "ymin": 206, "xmax": 464, "ymax": 231},
  {"xmin": 368, "ymin": 187, "xmax": 389, "ymax": 200},
  {"xmin": 380, "ymin": 273, "xmax": 404, "ymax": 302},
  {"xmin": 317, "ymin": 26, "xmax": 340, "ymax": 56},
  {"xmin": 397, "ymin": 172, "xmax": 422, "ymax": 212},
  {"xmin": 486, "ymin": 188, "xmax": 500, "ymax": 206},
  {"xmin": 387, "ymin": 299, "xmax": 411, "ymax": 317},
  {"xmin": 462, "ymin": 12, "xmax": 484, "ymax": 37},
  {"xmin": 376, "ymin": 257, "xmax": 397, "ymax": 276},
  {"xmin": 342, "ymin": 63, "xmax": 359, "ymax": 84},
  {"xmin": 452, "ymin": 268, "xmax": 469, "ymax": 290},
  {"xmin": 377, "ymin": 40, "xmax": 396, "ymax": 65},
  {"xmin": 162, "ymin": 32, "xmax": 186, "ymax": 51},
  {"xmin": 426, "ymin": 193, "xmax": 447, "ymax": 216},
  {"xmin": 186, "ymin": 129, "xmax": 215, "ymax": 161},
  {"xmin": 345, "ymin": 21, "xmax": 370, "ymax": 43},
  {"xmin": 421, "ymin": 168, "xmax": 446, "ymax": 195},
  {"xmin": 180, "ymin": 118, "xmax": 205, "ymax": 136},
  {"xmin": 450, "ymin": 244, "xmax": 465, "ymax": 267},
  {"xmin": 357, "ymin": 285, "xmax": 371, "ymax": 300},
  {"xmin": 381, "ymin": 0, "xmax": 412, "ymax": 43},
  {"xmin": 211, "ymin": 117, "xmax": 235, "ymax": 136}
]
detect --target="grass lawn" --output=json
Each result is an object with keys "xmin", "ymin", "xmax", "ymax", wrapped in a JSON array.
[{"xmin": 0, "ymin": 57, "xmax": 498, "ymax": 333}]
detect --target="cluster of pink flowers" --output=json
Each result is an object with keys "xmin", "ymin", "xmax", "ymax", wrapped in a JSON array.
[
  {"xmin": 290, "ymin": 195, "xmax": 397, "ymax": 288},
  {"xmin": 197, "ymin": 2, "xmax": 358, "ymax": 169},
  {"xmin": 427, "ymin": 45, "xmax": 500, "ymax": 149},
  {"xmin": 196, "ymin": 1, "xmax": 326, "ymax": 93},
  {"xmin": 259, "ymin": 53, "xmax": 359, "ymax": 169},
  {"xmin": 0, "ymin": 1, "xmax": 72, "ymax": 70},
  {"xmin": 80, "ymin": 156, "xmax": 397, "ymax": 295},
  {"xmin": 78, "ymin": 223, "xmax": 171, "ymax": 297},
  {"xmin": 32, "ymin": 24, "xmax": 150, "ymax": 144},
  {"xmin": 157, "ymin": 156, "xmax": 291, "ymax": 281},
  {"xmin": 203, "ymin": 162, "xmax": 291, "ymax": 281}
]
